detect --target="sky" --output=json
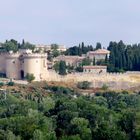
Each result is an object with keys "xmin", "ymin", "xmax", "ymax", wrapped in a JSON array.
[{"xmin": 0, "ymin": 0, "xmax": 140, "ymax": 47}]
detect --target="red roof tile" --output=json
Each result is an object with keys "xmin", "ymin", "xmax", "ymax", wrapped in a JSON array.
[
  {"xmin": 88, "ymin": 49, "xmax": 110, "ymax": 55},
  {"xmin": 83, "ymin": 65, "xmax": 107, "ymax": 69}
]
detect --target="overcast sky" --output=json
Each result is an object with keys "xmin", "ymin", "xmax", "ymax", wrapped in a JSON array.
[{"xmin": 0, "ymin": 0, "xmax": 140, "ymax": 47}]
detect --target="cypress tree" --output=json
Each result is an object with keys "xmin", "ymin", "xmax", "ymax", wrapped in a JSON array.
[
  {"xmin": 95, "ymin": 42, "xmax": 102, "ymax": 50},
  {"xmin": 59, "ymin": 61, "xmax": 67, "ymax": 75},
  {"xmin": 105, "ymin": 55, "xmax": 108, "ymax": 65},
  {"xmin": 93, "ymin": 57, "xmax": 96, "ymax": 65}
]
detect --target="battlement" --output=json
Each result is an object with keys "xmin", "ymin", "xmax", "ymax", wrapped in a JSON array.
[
  {"xmin": 23, "ymin": 53, "xmax": 47, "ymax": 59},
  {"xmin": 6, "ymin": 53, "xmax": 20, "ymax": 59}
]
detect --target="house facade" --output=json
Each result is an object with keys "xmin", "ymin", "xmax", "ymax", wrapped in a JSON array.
[
  {"xmin": 87, "ymin": 49, "xmax": 110, "ymax": 62},
  {"xmin": 54, "ymin": 55, "xmax": 85, "ymax": 67},
  {"xmin": 83, "ymin": 65, "xmax": 107, "ymax": 74}
]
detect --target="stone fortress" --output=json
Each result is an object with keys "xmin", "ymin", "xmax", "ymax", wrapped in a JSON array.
[{"xmin": 0, "ymin": 49, "xmax": 48, "ymax": 81}]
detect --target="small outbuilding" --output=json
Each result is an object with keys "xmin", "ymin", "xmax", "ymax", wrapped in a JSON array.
[{"xmin": 83, "ymin": 65, "xmax": 107, "ymax": 74}]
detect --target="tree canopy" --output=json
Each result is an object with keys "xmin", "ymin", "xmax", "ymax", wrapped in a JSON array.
[
  {"xmin": 0, "ymin": 83, "xmax": 139, "ymax": 140},
  {"xmin": 0, "ymin": 39, "xmax": 35, "ymax": 52},
  {"xmin": 59, "ymin": 61, "xmax": 67, "ymax": 75},
  {"xmin": 107, "ymin": 40, "xmax": 140, "ymax": 72}
]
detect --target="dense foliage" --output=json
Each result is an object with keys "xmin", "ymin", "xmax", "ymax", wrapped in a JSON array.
[
  {"xmin": 107, "ymin": 41, "xmax": 140, "ymax": 72},
  {"xmin": 0, "ymin": 39, "xmax": 35, "ymax": 52},
  {"xmin": 65, "ymin": 42, "xmax": 94, "ymax": 56},
  {"xmin": 77, "ymin": 81, "xmax": 91, "ymax": 89},
  {"xmin": 0, "ymin": 84, "xmax": 139, "ymax": 140},
  {"xmin": 59, "ymin": 61, "xmax": 67, "ymax": 75},
  {"xmin": 53, "ymin": 61, "xmax": 67, "ymax": 75},
  {"xmin": 65, "ymin": 42, "xmax": 103, "ymax": 56}
]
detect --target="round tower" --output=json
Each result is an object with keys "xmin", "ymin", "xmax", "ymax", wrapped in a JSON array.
[
  {"xmin": 5, "ymin": 53, "xmax": 21, "ymax": 79},
  {"xmin": 23, "ymin": 53, "xmax": 48, "ymax": 81}
]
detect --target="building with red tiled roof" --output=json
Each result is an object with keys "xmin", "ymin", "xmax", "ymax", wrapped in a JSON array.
[
  {"xmin": 83, "ymin": 65, "xmax": 107, "ymax": 74},
  {"xmin": 54, "ymin": 55, "xmax": 85, "ymax": 67},
  {"xmin": 87, "ymin": 49, "xmax": 110, "ymax": 62}
]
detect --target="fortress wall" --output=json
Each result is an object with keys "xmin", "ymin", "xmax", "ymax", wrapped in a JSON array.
[
  {"xmin": 46, "ymin": 71, "xmax": 140, "ymax": 89},
  {"xmin": 40, "ymin": 58, "xmax": 48, "ymax": 80},
  {"xmin": 24, "ymin": 57, "xmax": 42, "ymax": 81},
  {"xmin": 6, "ymin": 57, "xmax": 21, "ymax": 79},
  {"xmin": 23, "ymin": 54, "xmax": 48, "ymax": 81},
  {"xmin": 46, "ymin": 71, "xmax": 125, "ymax": 82},
  {"xmin": 0, "ymin": 52, "xmax": 48, "ymax": 81},
  {"xmin": 0, "ymin": 53, "xmax": 7, "ymax": 73}
]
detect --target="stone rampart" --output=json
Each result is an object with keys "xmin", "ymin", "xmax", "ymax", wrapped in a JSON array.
[{"xmin": 47, "ymin": 71, "xmax": 140, "ymax": 90}]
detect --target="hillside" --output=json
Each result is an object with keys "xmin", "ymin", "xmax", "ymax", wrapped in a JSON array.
[{"xmin": 0, "ymin": 83, "xmax": 140, "ymax": 140}]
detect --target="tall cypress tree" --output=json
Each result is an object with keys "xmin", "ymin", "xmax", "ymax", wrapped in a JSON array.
[
  {"xmin": 59, "ymin": 61, "xmax": 67, "ymax": 75},
  {"xmin": 93, "ymin": 57, "xmax": 96, "ymax": 65}
]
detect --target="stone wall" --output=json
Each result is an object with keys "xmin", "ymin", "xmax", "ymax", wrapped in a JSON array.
[
  {"xmin": 0, "ymin": 53, "xmax": 7, "ymax": 73},
  {"xmin": 46, "ymin": 71, "xmax": 140, "ymax": 90}
]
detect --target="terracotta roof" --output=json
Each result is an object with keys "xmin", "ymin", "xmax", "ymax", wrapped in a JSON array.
[
  {"xmin": 88, "ymin": 49, "xmax": 110, "ymax": 55},
  {"xmin": 83, "ymin": 65, "xmax": 107, "ymax": 69},
  {"xmin": 55, "ymin": 55, "xmax": 85, "ymax": 61}
]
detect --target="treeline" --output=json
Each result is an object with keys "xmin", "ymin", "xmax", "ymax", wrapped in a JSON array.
[
  {"xmin": 65, "ymin": 42, "xmax": 102, "ymax": 56},
  {"xmin": 0, "ymin": 83, "xmax": 140, "ymax": 140},
  {"xmin": 108, "ymin": 41, "xmax": 140, "ymax": 72},
  {"xmin": 65, "ymin": 42, "xmax": 94, "ymax": 56},
  {"xmin": 0, "ymin": 39, "xmax": 35, "ymax": 52}
]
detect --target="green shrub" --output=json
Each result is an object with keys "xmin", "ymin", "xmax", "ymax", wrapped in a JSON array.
[
  {"xmin": 77, "ymin": 81, "xmax": 91, "ymax": 89},
  {"xmin": 101, "ymin": 84, "xmax": 109, "ymax": 90},
  {"xmin": 25, "ymin": 73, "xmax": 35, "ymax": 83},
  {"xmin": 0, "ymin": 82, "xmax": 4, "ymax": 87},
  {"xmin": 7, "ymin": 81, "xmax": 14, "ymax": 86},
  {"xmin": 50, "ymin": 86, "xmax": 72, "ymax": 94}
]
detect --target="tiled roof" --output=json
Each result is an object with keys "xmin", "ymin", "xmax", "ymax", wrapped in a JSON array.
[
  {"xmin": 55, "ymin": 55, "xmax": 85, "ymax": 61},
  {"xmin": 88, "ymin": 49, "xmax": 110, "ymax": 55},
  {"xmin": 83, "ymin": 65, "xmax": 107, "ymax": 69}
]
